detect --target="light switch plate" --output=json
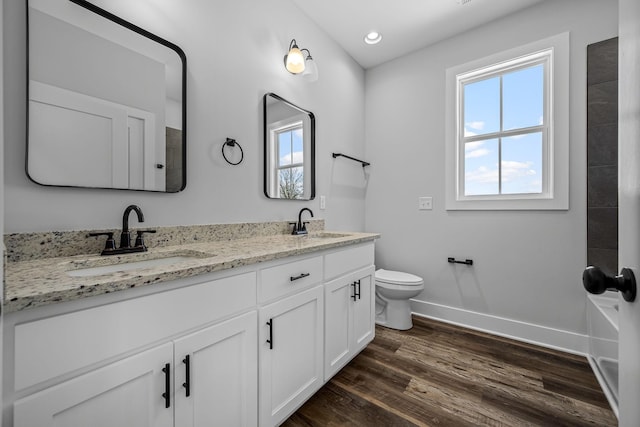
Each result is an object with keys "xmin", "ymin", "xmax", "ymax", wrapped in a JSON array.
[
  {"xmin": 320, "ymin": 195, "xmax": 326, "ymax": 210},
  {"xmin": 418, "ymin": 196, "xmax": 433, "ymax": 210}
]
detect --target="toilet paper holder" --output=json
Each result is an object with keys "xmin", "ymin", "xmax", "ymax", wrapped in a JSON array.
[{"xmin": 448, "ymin": 257, "xmax": 473, "ymax": 266}]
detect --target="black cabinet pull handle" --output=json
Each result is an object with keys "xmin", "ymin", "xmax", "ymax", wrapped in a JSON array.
[
  {"xmin": 290, "ymin": 272, "xmax": 310, "ymax": 282},
  {"xmin": 266, "ymin": 319, "xmax": 273, "ymax": 349},
  {"xmin": 355, "ymin": 279, "xmax": 361, "ymax": 300},
  {"xmin": 182, "ymin": 355, "xmax": 191, "ymax": 397},
  {"xmin": 162, "ymin": 363, "xmax": 171, "ymax": 408},
  {"xmin": 351, "ymin": 282, "xmax": 357, "ymax": 301}
]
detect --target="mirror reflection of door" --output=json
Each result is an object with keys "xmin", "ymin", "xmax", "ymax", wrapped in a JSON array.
[
  {"xmin": 26, "ymin": 0, "xmax": 186, "ymax": 192},
  {"xmin": 263, "ymin": 93, "xmax": 315, "ymax": 200}
]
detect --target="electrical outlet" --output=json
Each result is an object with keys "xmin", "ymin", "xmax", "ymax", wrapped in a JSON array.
[
  {"xmin": 418, "ymin": 197, "xmax": 433, "ymax": 210},
  {"xmin": 320, "ymin": 195, "xmax": 326, "ymax": 210}
]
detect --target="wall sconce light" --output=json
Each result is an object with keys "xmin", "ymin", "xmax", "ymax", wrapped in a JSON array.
[{"xmin": 284, "ymin": 39, "xmax": 318, "ymax": 82}]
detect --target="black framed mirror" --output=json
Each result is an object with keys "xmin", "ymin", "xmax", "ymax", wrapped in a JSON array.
[
  {"xmin": 26, "ymin": 0, "xmax": 187, "ymax": 192},
  {"xmin": 263, "ymin": 93, "xmax": 315, "ymax": 200}
]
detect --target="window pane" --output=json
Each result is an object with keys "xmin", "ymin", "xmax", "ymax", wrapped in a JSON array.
[
  {"xmin": 464, "ymin": 138, "xmax": 499, "ymax": 196},
  {"xmin": 503, "ymin": 64, "xmax": 544, "ymax": 131},
  {"xmin": 278, "ymin": 131, "xmax": 292, "ymax": 166},
  {"xmin": 501, "ymin": 133, "xmax": 542, "ymax": 194},
  {"xmin": 292, "ymin": 128, "xmax": 304, "ymax": 164},
  {"xmin": 278, "ymin": 166, "xmax": 304, "ymax": 199},
  {"xmin": 463, "ymin": 77, "xmax": 500, "ymax": 136}
]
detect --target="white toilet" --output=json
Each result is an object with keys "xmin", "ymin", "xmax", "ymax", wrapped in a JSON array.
[{"xmin": 375, "ymin": 269, "xmax": 424, "ymax": 330}]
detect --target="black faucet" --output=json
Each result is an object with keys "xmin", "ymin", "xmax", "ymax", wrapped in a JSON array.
[
  {"xmin": 89, "ymin": 205, "xmax": 156, "ymax": 255},
  {"xmin": 121, "ymin": 205, "xmax": 144, "ymax": 249},
  {"xmin": 291, "ymin": 208, "xmax": 314, "ymax": 235}
]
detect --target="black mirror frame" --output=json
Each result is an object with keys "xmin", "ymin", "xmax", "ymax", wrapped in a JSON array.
[
  {"xmin": 263, "ymin": 93, "xmax": 315, "ymax": 201},
  {"xmin": 25, "ymin": 0, "xmax": 187, "ymax": 193}
]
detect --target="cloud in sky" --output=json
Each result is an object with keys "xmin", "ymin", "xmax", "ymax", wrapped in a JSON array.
[
  {"xmin": 280, "ymin": 151, "xmax": 303, "ymax": 165},
  {"xmin": 465, "ymin": 165, "xmax": 498, "ymax": 184},
  {"xmin": 465, "ymin": 140, "xmax": 490, "ymax": 159},
  {"xmin": 501, "ymin": 160, "xmax": 536, "ymax": 181},
  {"xmin": 465, "ymin": 160, "xmax": 536, "ymax": 184},
  {"xmin": 466, "ymin": 121, "xmax": 485, "ymax": 131}
]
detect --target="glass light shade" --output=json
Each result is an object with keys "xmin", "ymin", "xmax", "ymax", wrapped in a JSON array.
[
  {"xmin": 302, "ymin": 57, "xmax": 318, "ymax": 82},
  {"xmin": 285, "ymin": 47, "xmax": 305, "ymax": 74}
]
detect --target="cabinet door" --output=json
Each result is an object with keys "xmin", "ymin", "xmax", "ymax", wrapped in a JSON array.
[
  {"xmin": 174, "ymin": 311, "xmax": 258, "ymax": 427},
  {"xmin": 259, "ymin": 285, "xmax": 323, "ymax": 427},
  {"xmin": 352, "ymin": 273, "xmax": 375, "ymax": 353},
  {"xmin": 324, "ymin": 278, "xmax": 352, "ymax": 380},
  {"xmin": 14, "ymin": 343, "xmax": 173, "ymax": 427},
  {"xmin": 324, "ymin": 267, "xmax": 375, "ymax": 381}
]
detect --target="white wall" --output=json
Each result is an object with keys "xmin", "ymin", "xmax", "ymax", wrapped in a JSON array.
[
  {"xmin": 3, "ymin": 0, "xmax": 366, "ymax": 233},
  {"xmin": 365, "ymin": 0, "xmax": 618, "ymax": 350}
]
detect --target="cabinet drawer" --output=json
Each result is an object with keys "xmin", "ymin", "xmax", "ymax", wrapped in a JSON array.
[
  {"xmin": 14, "ymin": 271, "xmax": 256, "ymax": 391},
  {"xmin": 259, "ymin": 256, "xmax": 323, "ymax": 303},
  {"xmin": 325, "ymin": 243, "xmax": 374, "ymax": 281}
]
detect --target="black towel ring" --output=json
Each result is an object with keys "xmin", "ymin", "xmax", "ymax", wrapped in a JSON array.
[{"xmin": 222, "ymin": 138, "xmax": 244, "ymax": 165}]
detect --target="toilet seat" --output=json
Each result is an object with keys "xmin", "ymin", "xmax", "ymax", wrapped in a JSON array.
[{"xmin": 375, "ymin": 269, "xmax": 423, "ymax": 286}]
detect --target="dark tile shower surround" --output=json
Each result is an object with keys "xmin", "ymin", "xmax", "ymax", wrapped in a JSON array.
[{"xmin": 587, "ymin": 37, "xmax": 618, "ymax": 276}]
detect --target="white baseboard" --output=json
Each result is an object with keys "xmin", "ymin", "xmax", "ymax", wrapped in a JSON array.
[{"xmin": 410, "ymin": 299, "xmax": 589, "ymax": 356}]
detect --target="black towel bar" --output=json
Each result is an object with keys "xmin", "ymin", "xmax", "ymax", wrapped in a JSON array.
[{"xmin": 332, "ymin": 152, "xmax": 370, "ymax": 167}]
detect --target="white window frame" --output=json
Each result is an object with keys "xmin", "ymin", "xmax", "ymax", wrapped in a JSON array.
[
  {"xmin": 445, "ymin": 32, "xmax": 570, "ymax": 210},
  {"xmin": 266, "ymin": 114, "xmax": 309, "ymax": 198}
]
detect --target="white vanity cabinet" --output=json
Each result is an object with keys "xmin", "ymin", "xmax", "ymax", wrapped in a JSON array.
[
  {"xmin": 258, "ymin": 256, "xmax": 324, "ymax": 427},
  {"xmin": 4, "ymin": 239, "xmax": 377, "ymax": 427},
  {"xmin": 324, "ymin": 245, "xmax": 376, "ymax": 380},
  {"xmin": 14, "ymin": 342, "xmax": 175, "ymax": 427},
  {"xmin": 7, "ymin": 271, "xmax": 258, "ymax": 427},
  {"xmin": 14, "ymin": 312, "xmax": 258, "ymax": 427}
]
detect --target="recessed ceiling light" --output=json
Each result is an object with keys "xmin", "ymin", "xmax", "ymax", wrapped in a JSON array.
[{"xmin": 364, "ymin": 31, "xmax": 382, "ymax": 45}]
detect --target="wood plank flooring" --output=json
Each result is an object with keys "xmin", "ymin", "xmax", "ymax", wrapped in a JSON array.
[{"xmin": 283, "ymin": 316, "xmax": 617, "ymax": 427}]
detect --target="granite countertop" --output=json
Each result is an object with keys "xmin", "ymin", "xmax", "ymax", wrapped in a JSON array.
[{"xmin": 4, "ymin": 231, "xmax": 379, "ymax": 313}]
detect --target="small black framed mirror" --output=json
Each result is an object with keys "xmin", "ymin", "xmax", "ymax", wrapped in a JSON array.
[
  {"xmin": 263, "ymin": 93, "xmax": 315, "ymax": 200},
  {"xmin": 26, "ymin": 0, "xmax": 187, "ymax": 192}
]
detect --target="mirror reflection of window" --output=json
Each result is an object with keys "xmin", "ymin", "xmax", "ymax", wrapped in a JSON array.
[
  {"xmin": 263, "ymin": 93, "xmax": 315, "ymax": 200},
  {"xmin": 276, "ymin": 123, "xmax": 304, "ymax": 199}
]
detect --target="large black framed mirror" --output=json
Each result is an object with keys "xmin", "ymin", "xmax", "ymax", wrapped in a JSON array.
[
  {"xmin": 26, "ymin": 0, "xmax": 187, "ymax": 192},
  {"xmin": 263, "ymin": 93, "xmax": 315, "ymax": 200}
]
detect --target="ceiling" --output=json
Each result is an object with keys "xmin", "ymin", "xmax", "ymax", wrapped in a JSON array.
[{"xmin": 291, "ymin": 0, "xmax": 546, "ymax": 69}]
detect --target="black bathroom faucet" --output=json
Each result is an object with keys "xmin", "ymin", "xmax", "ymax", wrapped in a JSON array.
[
  {"xmin": 121, "ymin": 204, "xmax": 144, "ymax": 249},
  {"xmin": 89, "ymin": 204, "xmax": 156, "ymax": 255},
  {"xmin": 291, "ymin": 208, "xmax": 314, "ymax": 235}
]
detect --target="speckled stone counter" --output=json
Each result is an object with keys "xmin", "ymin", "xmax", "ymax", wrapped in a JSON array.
[{"xmin": 4, "ymin": 221, "xmax": 378, "ymax": 313}]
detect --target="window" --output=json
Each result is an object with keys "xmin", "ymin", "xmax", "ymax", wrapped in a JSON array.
[
  {"xmin": 276, "ymin": 123, "xmax": 304, "ymax": 199},
  {"xmin": 445, "ymin": 33, "xmax": 569, "ymax": 210}
]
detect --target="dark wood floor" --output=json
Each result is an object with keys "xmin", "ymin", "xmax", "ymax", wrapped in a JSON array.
[{"xmin": 284, "ymin": 316, "xmax": 617, "ymax": 427}]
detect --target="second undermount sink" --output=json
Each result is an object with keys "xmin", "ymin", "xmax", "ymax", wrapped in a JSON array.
[
  {"xmin": 66, "ymin": 253, "xmax": 209, "ymax": 277},
  {"xmin": 305, "ymin": 232, "xmax": 350, "ymax": 239}
]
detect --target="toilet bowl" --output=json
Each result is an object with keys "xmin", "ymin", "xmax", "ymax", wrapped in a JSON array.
[{"xmin": 375, "ymin": 269, "xmax": 424, "ymax": 330}]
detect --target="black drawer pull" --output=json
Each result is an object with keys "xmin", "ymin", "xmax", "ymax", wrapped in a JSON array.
[
  {"xmin": 182, "ymin": 355, "xmax": 191, "ymax": 397},
  {"xmin": 290, "ymin": 272, "xmax": 310, "ymax": 282},
  {"xmin": 266, "ymin": 319, "xmax": 273, "ymax": 349},
  {"xmin": 162, "ymin": 363, "xmax": 171, "ymax": 408}
]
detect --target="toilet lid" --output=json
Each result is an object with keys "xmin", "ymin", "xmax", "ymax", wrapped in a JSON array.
[{"xmin": 375, "ymin": 269, "xmax": 423, "ymax": 286}]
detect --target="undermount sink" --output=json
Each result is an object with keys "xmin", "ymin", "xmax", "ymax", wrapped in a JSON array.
[
  {"xmin": 66, "ymin": 253, "xmax": 207, "ymax": 277},
  {"xmin": 305, "ymin": 232, "xmax": 350, "ymax": 239}
]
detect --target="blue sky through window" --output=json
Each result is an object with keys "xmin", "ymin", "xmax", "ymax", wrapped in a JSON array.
[
  {"xmin": 463, "ymin": 63, "xmax": 544, "ymax": 196},
  {"xmin": 278, "ymin": 127, "xmax": 304, "ymax": 166}
]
